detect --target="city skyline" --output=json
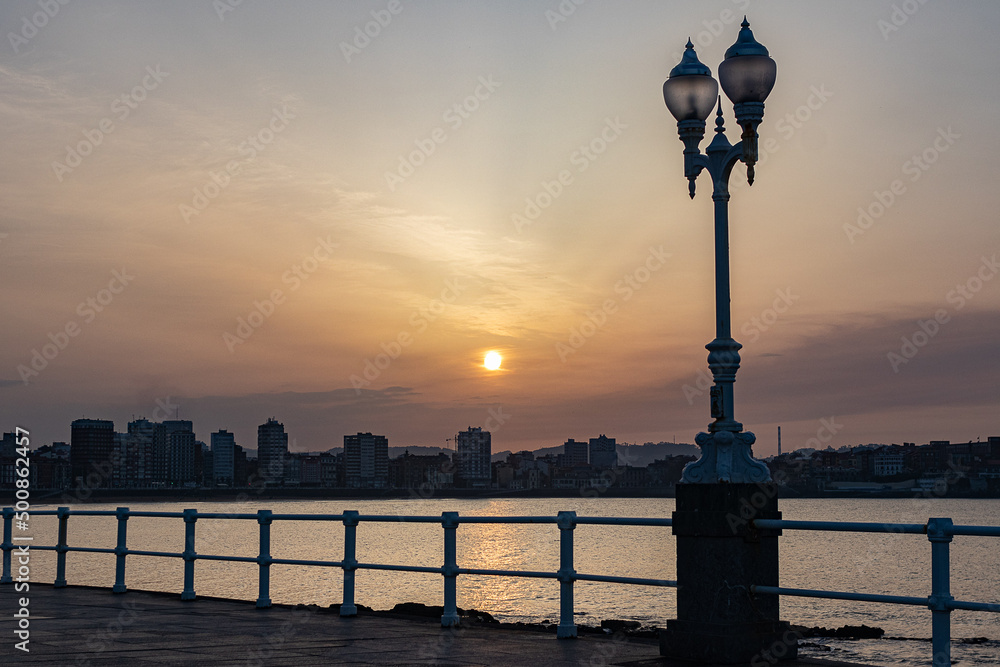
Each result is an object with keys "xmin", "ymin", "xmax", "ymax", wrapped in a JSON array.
[{"xmin": 3, "ymin": 2, "xmax": 1000, "ymax": 457}]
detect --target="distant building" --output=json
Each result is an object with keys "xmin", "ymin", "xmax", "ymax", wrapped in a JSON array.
[
  {"xmin": 389, "ymin": 451, "xmax": 452, "ymax": 489},
  {"xmin": 257, "ymin": 418, "xmax": 289, "ymax": 485},
  {"xmin": 0, "ymin": 433, "xmax": 20, "ymax": 487},
  {"xmin": 212, "ymin": 430, "xmax": 236, "ymax": 486},
  {"xmin": 456, "ymin": 427, "xmax": 491, "ymax": 488},
  {"xmin": 128, "ymin": 418, "xmax": 165, "ymax": 485},
  {"xmin": 319, "ymin": 453, "xmax": 339, "ymax": 488},
  {"xmin": 70, "ymin": 418, "xmax": 115, "ymax": 489},
  {"xmin": 233, "ymin": 445, "xmax": 248, "ymax": 487},
  {"xmin": 873, "ymin": 448, "xmax": 904, "ymax": 478},
  {"xmin": 564, "ymin": 439, "xmax": 589, "ymax": 466},
  {"xmin": 33, "ymin": 443, "xmax": 71, "ymax": 490},
  {"xmin": 589, "ymin": 434, "xmax": 617, "ymax": 469},
  {"xmin": 344, "ymin": 432, "xmax": 388, "ymax": 488},
  {"xmin": 163, "ymin": 420, "xmax": 196, "ymax": 486}
]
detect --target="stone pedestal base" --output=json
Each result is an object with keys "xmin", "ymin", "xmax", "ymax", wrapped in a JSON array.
[{"xmin": 660, "ymin": 483, "xmax": 797, "ymax": 664}]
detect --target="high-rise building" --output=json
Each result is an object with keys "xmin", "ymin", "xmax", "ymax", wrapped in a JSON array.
[
  {"xmin": 564, "ymin": 439, "xmax": 589, "ymax": 466},
  {"xmin": 344, "ymin": 432, "xmax": 388, "ymax": 488},
  {"xmin": 212, "ymin": 430, "xmax": 236, "ymax": 486},
  {"xmin": 257, "ymin": 418, "xmax": 288, "ymax": 485},
  {"xmin": 70, "ymin": 418, "xmax": 115, "ymax": 488},
  {"xmin": 163, "ymin": 420, "xmax": 196, "ymax": 486},
  {"xmin": 122, "ymin": 421, "xmax": 156, "ymax": 488},
  {"xmin": 589, "ymin": 434, "xmax": 617, "ymax": 469},
  {"xmin": 455, "ymin": 426, "xmax": 491, "ymax": 488}
]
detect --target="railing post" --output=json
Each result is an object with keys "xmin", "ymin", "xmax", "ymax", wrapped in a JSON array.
[
  {"xmin": 340, "ymin": 510, "xmax": 358, "ymax": 617},
  {"xmin": 556, "ymin": 510, "xmax": 577, "ymax": 639},
  {"xmin": 441, "ymin": 511, "xmax": 461, "ymax": 627},
  {"xmin": 1, "ymin": 507, "xmax": 12, "ymax": 584},
  {"xmin": 927, "ymin": 517, "xmax": 954, "ymax": 667},
  {"xmin": 181, "ymin": 508, "xmax": 197, "ymax": 601},
  {"xmin": 112, "ymin": 507, "xmax": 129, "ymax": 593},
  {"xmin": 256, "ymin": 510, "xmax": 272, "ymax": 608},
  {"xmin": 54, "ymin": 507, "xmax": 69, "ymax": 588}
]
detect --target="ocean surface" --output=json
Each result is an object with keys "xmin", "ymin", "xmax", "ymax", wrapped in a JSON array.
[{"xmin": 20, "ymin": 497, "xmax": 1000, "ymax": 665}]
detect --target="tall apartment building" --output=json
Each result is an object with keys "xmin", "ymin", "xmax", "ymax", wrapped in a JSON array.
[
  {"xmin": 163, "ymin": 420, "xmax": 196, "ymax": 486},
  {"xmin": 589, "ymin": 434, "xmax": 617, "ymax": 469},
  {"xmin": 564, "ymin": 439, "xmax": 589, "ymax": 466},
  {"xmin": 70, "ymin": 418, "xmax": 115, "ymax": 488},
  {"xmin": 211, "ymin": 430, "xmax": 236, "ymax": 486},
  {"xmin": 456, "ymin": 426, "xmax": 491, "ymax": 488},
  {"xmin": 344, "ymin": 432, "xmax": 388, "ymax": 488},
  {"xmin": 128, "ymin": 418, "xmax": 166, "ymax": 485},
  {"xmin": 258, "ymin": 418, "xmax": 288, "ymax": 484}
]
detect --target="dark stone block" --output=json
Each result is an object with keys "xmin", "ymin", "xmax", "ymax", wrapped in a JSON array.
[{"xmin": 660, "ymin": 483, "xmax": 796, "ymax": 664}]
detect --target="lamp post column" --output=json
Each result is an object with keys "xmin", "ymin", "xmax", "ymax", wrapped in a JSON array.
[{"xmin": 659, "ymin": 20, "xmax": 796, "ymax": 664}]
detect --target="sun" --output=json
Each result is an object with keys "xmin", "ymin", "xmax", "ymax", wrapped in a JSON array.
[{"xmin": 484, "ymin": 350, "xmax": 502, "ymax": 371}]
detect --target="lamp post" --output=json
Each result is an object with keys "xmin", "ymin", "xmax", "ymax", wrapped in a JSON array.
[
  {"xmin": 660, "ymin": 19, "xmax": 795, "ymax": 664},
  {"xmin": 662, "ymin": 18, "xmax": 775, "ymax": 484}
]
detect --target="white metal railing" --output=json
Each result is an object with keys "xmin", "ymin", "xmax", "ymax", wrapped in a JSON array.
[
  {"xmin": 0, "ymin": 507, "xmax": 675, "ymax": 639},
  {"xmin": 749, "ymin": 518, "xmax": 1000, "ymax": 667},
  {"xmin": 2, "ymin": 507, "xmax": 998, "ymax": 665}
]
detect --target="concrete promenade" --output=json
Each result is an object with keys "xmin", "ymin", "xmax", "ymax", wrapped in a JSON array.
[{"xmin": 1, "ymin": 584, "xmax": 872, "ymax": 666}]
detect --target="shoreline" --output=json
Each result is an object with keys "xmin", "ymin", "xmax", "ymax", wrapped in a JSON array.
[{"xmin": 22, "ymin": 487, "xmax": 1000, "ymax": 503}]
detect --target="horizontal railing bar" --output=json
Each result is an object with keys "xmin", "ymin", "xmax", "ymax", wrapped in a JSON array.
[
  {"xmin": 752, "ymin": 584, "xmax": 927, "ymax": 606},
  {"xmin": 574, "ymin": 517, "xmax": 673, "ymax": 526},
  {"xmin": 266, "ymin": 514, "xmax": 352, "ymax": 521},
  {"xmin": 574, "ymin": 572, "xmax": 677, "ymax": 587},
  {"xmin": 947, "ymin": 600, "xmax": 1000, "ymax": 614},
  {"xmin": 948, "ymin": 599, "xmax": 1000, "ymax": 612},
  {"xmin": 356, "ymin": 562, "xmax": 442, "ymax": 574},
  {"xmin": 950, "ymin": 525, "xmax": 1000, "ymax": 537},
  {"xmin": 62, "ymin": 546, "xmax": 116, "ymax": 555},
  {"xmin": 458, "ymin": 567, "xmax": 557, "ymax": 579},
  {"xmin": 194, "ymin": 554, "xmax": 259, "ymax": 564},
  {"xmin": 753, "ymin": 519, "xmax": 926, "ymax": 534},
  {"xmin": 121, "ymin": 550, "xmax": 184, "ymax": 558},
  {"xmin": 451, "ymin": 516, "xmax": 559, "ymax": 524},
  {"xmin": 266, "ymin": 557, "xmax": 344, "ymax": 567},
  {"xmin": 353, "ymin": 515, "xmax": 444, "ymax": 523}
]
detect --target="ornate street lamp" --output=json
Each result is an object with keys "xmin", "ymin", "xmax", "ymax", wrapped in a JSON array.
[
  {"xmin": 660, "ymin": 19, "xmax": 793, "ymax": 664},
  {"xmin": 663, "ymin": 18, "xmax": 776, "ymax": 484}
]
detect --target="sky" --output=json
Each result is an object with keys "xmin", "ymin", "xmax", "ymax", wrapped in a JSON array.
[{"xmin": 2, "ymin": 0, "xmax": 999, "ymax": 457}]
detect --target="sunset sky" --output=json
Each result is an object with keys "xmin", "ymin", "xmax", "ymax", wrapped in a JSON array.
[{"xmin": 3, "ymin": 1, "xmax": 999, "ymax": 457}]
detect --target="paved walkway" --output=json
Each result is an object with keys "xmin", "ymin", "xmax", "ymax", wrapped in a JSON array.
[{"xmin": 1, "ymin": 585, "xmax": 873, "ymax": 666}]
